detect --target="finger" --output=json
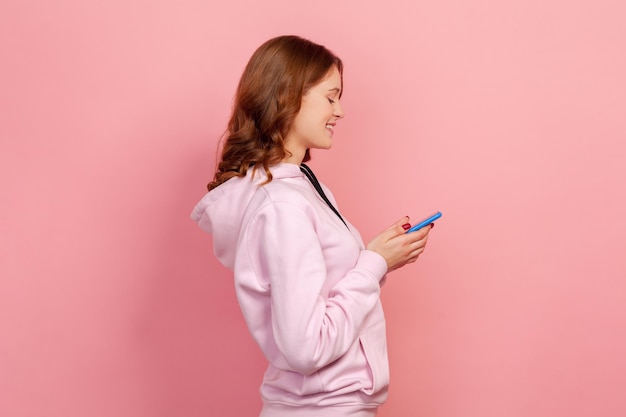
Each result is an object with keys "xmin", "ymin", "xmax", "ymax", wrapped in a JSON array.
[
  {"xmin": 386, "ymin": 225, "xmax": 427, "ymax": 248},
  {"xmin": 405, "ymin": 225, "xmax": 431, "ymax": 241},
  {"xmin": 390, "ymin": 216, "xmax": 410, "ymax": 230},
  {"xmin": 407, "ymin": 247, "xmax": 426, "ymax": 262},
  {"xmin": 382, "ymin": 216, "xmax": 411, "ymax": 239},
  {"xmin": 407, "ymin": 233, "xmax": 429, "ymax": 253}
]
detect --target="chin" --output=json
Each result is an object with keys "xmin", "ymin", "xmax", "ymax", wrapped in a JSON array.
[{"xmin": 310, "ymin": 141, "xmax": 333, "ymax": 150}]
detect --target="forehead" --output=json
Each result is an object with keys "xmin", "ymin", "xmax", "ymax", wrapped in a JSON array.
[{"xmin": 312, "ymin": 66, "xmax": 342, "ymax": 92}]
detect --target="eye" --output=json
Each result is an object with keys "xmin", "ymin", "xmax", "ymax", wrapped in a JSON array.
[{"xmin": 328, "ymin": 98, "xmax": 336, "ymax": 104}]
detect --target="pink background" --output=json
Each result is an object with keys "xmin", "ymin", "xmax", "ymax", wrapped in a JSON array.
[{"xmin": 1, "ymin": 1, "xmax": 625, "ymax": 416}]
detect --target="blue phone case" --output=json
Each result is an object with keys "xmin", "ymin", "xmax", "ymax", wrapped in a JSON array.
[{"xmin": 406, "ymin": 212, "xmax": 442, "ymax": 233}]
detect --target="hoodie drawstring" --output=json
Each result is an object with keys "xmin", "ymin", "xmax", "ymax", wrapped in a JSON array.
[{"xmin": 300, "ymin": 163, "xmax": 349, "ymax": 229}]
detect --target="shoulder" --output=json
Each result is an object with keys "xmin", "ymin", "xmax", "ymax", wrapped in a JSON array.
[
  {"xmin": 250, "ymin": 179, "xmax": 319, "ymax": 223},
  {"xmin": 245, "ymin": 163, "xmax": 314, "ymax": 207}
]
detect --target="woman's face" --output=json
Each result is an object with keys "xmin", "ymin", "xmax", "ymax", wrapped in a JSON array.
[{"xmin": 283, "ymin": 66, "xmax": 344, "ymax": 163}]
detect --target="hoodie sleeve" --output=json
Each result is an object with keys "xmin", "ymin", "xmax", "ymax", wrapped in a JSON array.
[{"xmin": 238, "ymin": 200, "xmax": 387, "ymax": 376}]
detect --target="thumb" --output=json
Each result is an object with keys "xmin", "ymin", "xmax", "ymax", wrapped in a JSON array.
[{"xmin": 386, "ymin": 216, "xmax": 411, "ymax": 236}]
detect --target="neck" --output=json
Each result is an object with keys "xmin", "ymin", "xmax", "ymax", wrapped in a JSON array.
[{"xmin": 282, "ymin": 148, "xmax": 306, "ymax": 165}]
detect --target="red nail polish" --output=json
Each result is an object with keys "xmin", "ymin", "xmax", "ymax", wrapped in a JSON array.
[
  {"xmin": 402, "ymin": 223, "xmax": 411, "ymax": 230},
  {"xmin": 430, "ymin": 223, "xmax": 435, "ymax": 229}
]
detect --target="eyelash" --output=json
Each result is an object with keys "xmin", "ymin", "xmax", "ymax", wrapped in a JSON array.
[{"xmin": 328, "ymin": 98, "xmax": 336, "ymax": 104}]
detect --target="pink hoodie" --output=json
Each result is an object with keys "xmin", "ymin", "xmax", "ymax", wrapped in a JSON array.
[{"xmin": 191, "ymin": 163, "xmax": 389, "ymax": 416}]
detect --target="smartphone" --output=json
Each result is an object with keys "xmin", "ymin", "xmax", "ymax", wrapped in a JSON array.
[{"xmin": 405, "ymin": 212, "xmax": 442, "ymax": 233}]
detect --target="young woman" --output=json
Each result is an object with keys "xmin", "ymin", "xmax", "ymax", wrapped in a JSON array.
[{"xmin": 192, "ymin": 35, "xmax": 434, "ymax": 417}]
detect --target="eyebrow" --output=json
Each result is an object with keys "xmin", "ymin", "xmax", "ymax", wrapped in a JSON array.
[{"xmin": 327, "ymin": 87, "xmax": 341, "ymax": 94}]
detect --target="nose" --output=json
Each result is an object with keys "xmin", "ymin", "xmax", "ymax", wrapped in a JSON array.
[{"xmin": 333, "ymin": 101, "xmax": 345, "ymax": 119}]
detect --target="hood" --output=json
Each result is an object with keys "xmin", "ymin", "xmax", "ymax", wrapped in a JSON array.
[{"xmin": 190, "ymin": 163, "xmax": 305, "ymax": 269}]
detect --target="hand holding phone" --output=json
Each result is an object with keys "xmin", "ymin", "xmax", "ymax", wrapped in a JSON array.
[{"xmin": 406, "ymin": 212, "xmax": 442, "ymax": 233}]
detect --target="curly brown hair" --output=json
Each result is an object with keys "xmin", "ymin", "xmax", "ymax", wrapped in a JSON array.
[{"xmin": 207, "ymin": 35, "xmax": 343, "ymax": 191}]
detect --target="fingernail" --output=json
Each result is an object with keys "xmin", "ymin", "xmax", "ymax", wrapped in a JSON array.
[
  {"xmin": 402, "ymin": 223, "xmax": 411, "ymax": 230},
  {"xmin": 430, "ymin": 223, "xmax": 435, "ymax": 229}
]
